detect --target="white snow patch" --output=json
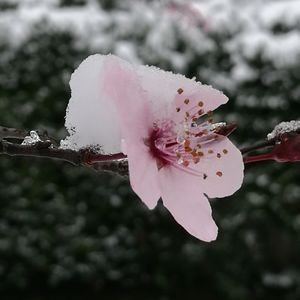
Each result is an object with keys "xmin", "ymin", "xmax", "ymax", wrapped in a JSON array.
[
  {"xmin": 60, "ymin": 54, "xmax": 122, "ymax": 154},
  {"xmin": 21, "ymin": 131, "xmax": 42, "ymax": 145},
  {"xmin": 267, "ymin": 120, "xmax": 300, "ymax": 140},
  {"xmin": 263, "ymin": 272, "xmax": 294, "ymax": 288}
]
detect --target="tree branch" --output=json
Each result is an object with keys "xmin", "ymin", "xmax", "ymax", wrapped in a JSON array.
[
  {"xmin": 1, "ymin": 121, "xmax": 298, "ymax": 174},
  {"xmin": 0, "ymin": 139, "xmax": 82, "ymax": 165},
  {"xmin": 0, "ymin": 125, "xmax": 59, "ymax": 146},
  {"xmin": 0, "ymin": 126, "xmax": 129, "ymax": 177}
]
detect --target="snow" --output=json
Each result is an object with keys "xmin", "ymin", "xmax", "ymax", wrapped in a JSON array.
[
  {"xmin": 263, "ymin": 272, "xmax": 294, "ymax": 288},
  {"xmin": 2, "ymin": 0, "xmax": 300, "ymax": 150},
  {"xmin": 267, "ymin": 120, "xmax": 300, "ymax": 140},
  {"xmin": 21, "ymin": 131, "xmax": 41, "ymax": 145},
  {"xmin": 2, "ymin": 0, "xmax": 300, "ymax": 69},
  {"xmin": 60, "ymin": 54, "xmax": 122, "ymax": 154}
]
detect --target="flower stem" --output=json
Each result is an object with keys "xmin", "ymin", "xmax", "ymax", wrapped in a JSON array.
[
  {"xmin": 243, "ymin": 152, "xmax": 274, "ymax": 164},
  {"xmin": 240, "ymin": 139, "xmax": 274, "ymax": 155},
  {"xmin": 82, "ymin": 152, "xmax": 127, "ymax": 164}
]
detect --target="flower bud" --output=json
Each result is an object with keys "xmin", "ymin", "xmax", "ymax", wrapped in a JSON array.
[{"xmin": 272, "ymin": 133, "xmax": 300, "ymax": 162}]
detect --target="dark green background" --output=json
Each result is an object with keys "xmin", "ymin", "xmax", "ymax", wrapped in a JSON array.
[{"xmin": 0, "ymin": 1, "xmax": 299, "ymax": 299}]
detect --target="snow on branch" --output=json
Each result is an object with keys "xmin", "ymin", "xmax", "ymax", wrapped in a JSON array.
[{"xmin": 0, "ymin": 126, "xmax": 128, "ymax": 177}]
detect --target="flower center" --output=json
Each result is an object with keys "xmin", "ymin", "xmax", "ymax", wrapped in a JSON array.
[
  {"xmin": 146, "ymin": 116, "xmax": 223, "ymax": 175},
  {"xmin": 144, "ymin": 88, "xmax": 229, "ymax": 176}
]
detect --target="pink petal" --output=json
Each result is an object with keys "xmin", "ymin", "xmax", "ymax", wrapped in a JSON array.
[
  {"xmin": 137, "ymin": 65, "xmax": 228, "ymax": 120},
  {"xmin": 126, "ymin": 141, "xmax": 161, "ymax": 209},
  {"xmin": 158, "ymin": 166, "xmax": 218, "ymax": 242},
  {"xmin": 102, "ymin": 55, "xmax": 161, "ymax": 209},
  {"xmin": 193, "ymin": 136, "xmax": 244, "ymax": 198},
  {"xmin": 172, "ymin": 85, "xmax": 228, "ymax": 123},
  {"xmin": 63, "ymin": 54, "xmax": 122, "ymax": 153},
  {"xmin": 102, "ymin": 55, "xmax": 153, "ymax": 143}
]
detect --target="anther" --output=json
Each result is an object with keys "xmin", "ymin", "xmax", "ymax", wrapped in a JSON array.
[
  {"xmin": 203, "ymin": 173, "xmax": 208, "ymax": 179},
  {"xmin": 177, "ymin": 88, "xmax": 184, "ymax": 94},
  {"xmin": 208, "ymin": 149, "xmax": 214, "ymax": 154},
  {"xmin": 176, "ymin": 107, "xmax": 181, "ymax": 112},
  {"xmin": 184, "ymin": 98, "xmax": 190, "ymax": 104},
  {"xmin": 223, "ymin": 149, "xmax": 228, "ymax": 154},
  {"xmin": 198, "ymin": 109, "xmax": 204, "ymax": 116},
  {"xmin": 216, "ymin": 171, "xmax": 223, "ymax": 177},
  {"xmin": 197, "ymin": 151, "xmax": 204, "ymax": 157},
  {"xmin": 191, "ymin": 150, "xmax": 198, "ymax": 157},
  {"xmin": 217, "ymin": 153, "xmax": 221, "ymax": 158},
  {"xmin": 198, "ymin": 101, "xmax": 204, "ymax": 107},
  {"xmin": 183, "ymin": 139, "xmax": 190, "ymax": 148},
  {"xmin": 182, "ymin": 160, "xmax": 189, "ymax": 167},
  {"xmin": 193, "ymin": 157, "xmax": 200, "ymax": 164}
]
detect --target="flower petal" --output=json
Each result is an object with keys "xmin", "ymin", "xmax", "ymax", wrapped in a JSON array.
[
  {"xmin": 193, "ymin": 136, "xmax": 244, "ymax": 198},
  {"xmin": 126, "ymin": 141, "xmax": 161, "ymax": 209},
  {"xmin": 63, "ymin": 54, "xmax": 122, "ymax": 153},
  {"xmin": 102, "ymin": 55, "xmax": 161, "ymax": 209},
  {"xmin": 137, "ymin": 65, "xmax": 228, "ymax": 120},
  {"xmin": 102, "ymin": 55, "xmax": 153, "ymax": 143},
  {"xmin": 158, "ymin": 166, "xmax": 218, "ymax": 242},
  {"xmin": 172, "ymin": 85, "xmax": 228, "ymax": 123}
]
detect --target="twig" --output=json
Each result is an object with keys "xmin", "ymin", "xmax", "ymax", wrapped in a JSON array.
[
  {"xmin": 0, "ymin": 125, "xmax": 59, "ymax": 146},
  {"xmin": 0, "ymin": 139, "xmax": 82, "ymax": 165},
  {"xmin": 0, "ymin": 125, "xmax": 129, "ymax": 177},
  {"xmin": 240, "ymin": 139, "xmax": 275, "ymax": 155}
]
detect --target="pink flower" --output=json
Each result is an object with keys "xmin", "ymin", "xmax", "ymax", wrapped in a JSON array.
[{"xmin": 65, "ymin": 54, "xmax": 244, "ymax": 242}]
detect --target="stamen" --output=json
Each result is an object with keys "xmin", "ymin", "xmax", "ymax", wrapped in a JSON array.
[
  {"xmin": 163, "ymin": 155, "xmax": 203, "ymax": 176},
  {"xmin": 149, "ymin": 109, "xmax": 227, "ymax": 180},
  {"xmin": 182, "ymin": 160, "xmax": 189, "ymax": 167},
  {"xmin": 185, "ymin": 147, "xmax": 193, "ymax": 153},
  {"xmin": 177, "ymin": 88, "xmax": 184, "ymax": 94},
  {"xmin": 184, "ymin": 98, "xmax": 190, "ymax": 104},
  {"xmin": 183, "ymin": 139, "xmax": 190, "ymax": 148},
  {"xmin": 193, "ymin": 157, "xmax": 200, "ymax": 164}
]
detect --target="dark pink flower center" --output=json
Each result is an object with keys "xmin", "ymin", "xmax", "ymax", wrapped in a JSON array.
[{"xmin": 146, "ymin": 117, "xmax": 226, "ymax": 175}]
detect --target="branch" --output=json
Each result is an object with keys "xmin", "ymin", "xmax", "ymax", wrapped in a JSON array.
[
  {"xmin": 241, "ymin": 139, "xmax": 275, "ymax": 155},
  {"xmin": 0, "ymin": 125, "xmax": 59, "ymax": 146},
  {"xmin": 0, "ymin": 139, "xmax": 82, "ymax": 165},
  {"xmin": 1, "ymin": 121, "xmax": 299, "ymax": 174},
  {"xmin": 0, "ymin": 126, "xmax": 128, "ymax": 177}
]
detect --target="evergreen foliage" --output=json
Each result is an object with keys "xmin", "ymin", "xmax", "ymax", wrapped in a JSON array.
[{"xmin": 0, "ymin": 1, "xmax": 299, "ymax": 299}]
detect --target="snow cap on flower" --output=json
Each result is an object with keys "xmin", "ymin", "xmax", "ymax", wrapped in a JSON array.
[
  {"xmin": 61, "ymin": 55, "xmax": 122, "ymax": 153},
  {"xmin": 65, "ymin": 54, "xmax": 244, "ymax": 242}
]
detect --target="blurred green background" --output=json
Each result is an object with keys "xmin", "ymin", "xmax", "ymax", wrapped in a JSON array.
[{"xmin": 0, "ymin": 0, "xmax": 300, "ymax": 299}]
